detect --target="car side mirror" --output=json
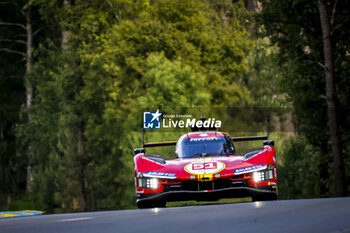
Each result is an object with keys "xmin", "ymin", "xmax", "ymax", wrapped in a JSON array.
[
  {"xmin": 134, "ymin": 148, "xmax": 145, "ymax": 155},
  {"xmin": 263, "ymin": 140, "xmax": 274, "ymax": 146}
]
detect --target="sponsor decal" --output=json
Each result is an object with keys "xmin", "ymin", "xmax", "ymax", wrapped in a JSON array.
[
  {"xmin": 233, "ymin": 164, "xmax": 265, "ymax": 175},
  {"xmin": 144, "ymin": 171, "xmax": 177, "ymax": 179},
  {"xmin": 198, "ymin": 174, "xmax": 214, "ymax": 182},
  {"xmin": 197, "ymin": 157, "xmax": 214, "ymax": 162},
  {"xmin": 189, "ymin": 137, "xmax": 220, "ymax": 142},
  {"xmin": 143, "ymin": 110, "xmax": 162, "ymax": 129},
  {"xmin": 184, "ymin": 161, "xmax": 225, "ymax": 175}
]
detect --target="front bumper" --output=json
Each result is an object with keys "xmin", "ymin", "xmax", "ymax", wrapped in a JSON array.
[{"xmin": 136, "ymin": 186, "xmax": 276, "ymax": 204}]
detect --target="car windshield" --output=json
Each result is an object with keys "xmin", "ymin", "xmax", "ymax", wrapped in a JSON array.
[{"xmin": 177, "ymin": 136, "xmax": 234, "ymax": 158}]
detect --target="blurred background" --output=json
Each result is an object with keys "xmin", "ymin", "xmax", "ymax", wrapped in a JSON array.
[{"xmin": 0, "ymin": 0, "xmax": 349, "ymax": 213}]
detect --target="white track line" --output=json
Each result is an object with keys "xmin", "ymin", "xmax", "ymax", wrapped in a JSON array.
[{"xmin": 57, "ymin": 217, "xmax": 94, "ymax": 222}]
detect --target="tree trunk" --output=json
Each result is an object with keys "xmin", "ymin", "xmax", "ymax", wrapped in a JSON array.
[
  {"xmin": 77, "ymin": 123, "xmax": 87, "ymax": 211},
  {"xmin": 245, "ymin": 0, "xmax": 259, "ymax": 12},
  {"xmin": 25, "ymin": 5, "xmax": 34, "ymax": 193},
  {"xmin": 317, "ymin": 0, "xmax": 346, "ymax": 196},
  {"xmin": 61, "ymin": 0, "xmax": 87, "ymax": 210},
  {"xmin": 61, "ymin": 0, "xmax": 70, "ymax": 50},
  {"xmin": 0, "ymin": 119, "xmax": 3, "ymax": 140}
]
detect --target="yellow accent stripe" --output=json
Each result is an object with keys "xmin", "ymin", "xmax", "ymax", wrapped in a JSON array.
[
  {"xmin": 198, "ymin": 174, "xmax": 213, "ymax": 181},
  {"xmin": 0, "ymin": 213, "xmax": 19, "ymax": 217}
]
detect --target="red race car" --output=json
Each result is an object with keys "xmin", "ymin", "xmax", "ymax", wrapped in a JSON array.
[{"xmin": 133, "ymin": 130, "xmax": 277, "ymax": 208}]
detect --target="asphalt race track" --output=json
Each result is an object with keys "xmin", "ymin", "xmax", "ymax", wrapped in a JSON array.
[{"xmin": 1, "ymin": 198, "xmax": 350, "ymax": 233}]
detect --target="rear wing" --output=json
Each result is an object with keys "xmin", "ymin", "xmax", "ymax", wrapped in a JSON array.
[
  {"xmin": 134, "ymin": 134, "xmax": 177, "ymax": 155},
  {"xmin": 231, "ymin": 136, "xmax": 268, "ymax": 142},
  {"xmin": 139, "ymin": 120, "xmax": 272, "ymax": 149},
  {"xmin": 143, "ymin": 141, "xmax": 177, "ymax": 148}
]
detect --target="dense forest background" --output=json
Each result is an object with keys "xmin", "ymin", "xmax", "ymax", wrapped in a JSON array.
[{"xmin": 0, "ymin": 0, "xmax": 349, "ymax": 212}]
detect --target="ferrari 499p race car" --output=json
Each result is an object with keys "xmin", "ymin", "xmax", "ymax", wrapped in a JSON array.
[{"xmin": 133, "ymin": 130, "xmax": 277, "ymax": 208}]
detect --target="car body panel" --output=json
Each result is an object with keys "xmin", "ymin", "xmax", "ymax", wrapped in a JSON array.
[{"xmin": 133, "ymin": 131, "xmax": 277, "ymax": 207}]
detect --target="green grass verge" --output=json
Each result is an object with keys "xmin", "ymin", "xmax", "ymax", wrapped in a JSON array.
[{"xmin": 166, "ymin": 197, "xmax": 252, "ymax": 207}]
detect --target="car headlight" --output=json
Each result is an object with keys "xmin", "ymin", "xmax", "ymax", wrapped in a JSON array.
[
  {"xmin": 253, "ymin": 164, "xmax": 274, "ymax": 183},
  {"xmin": 138, "ymin": 178, "xmax": 158, "ymax": 189},
  {"xmin": 253, "ymin": 171, "xmax": 264, "ymax": 182}
]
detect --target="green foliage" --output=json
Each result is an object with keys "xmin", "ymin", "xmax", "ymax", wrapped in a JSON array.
[
  {"xmin": 8, "ymin": 0, "xmax": 255, "ymax": 212},
  {"xmin": 278, "ymin": 136, "xmax": 332, "ymax": 199},
  {"xmin": 244, "ymin": 38, "xmax": 287, "ymax": 108},
  {"xmin": 0, "ymin": 0, "xmax": 27, "ymax": 208},
  {"xmin": 3, "ymin": 193, "xmax": 45, "ymax": 211},
  {"xmin": 138, "ymin": 52, "xmax": 211, "ymax": 110},
  {"xmin": 258, "ymin": 0, "xmax": 350, "ymax": 197},
  {"xmin": 6, "ymin": 0, "xmax": 347, "ymax": 213}
]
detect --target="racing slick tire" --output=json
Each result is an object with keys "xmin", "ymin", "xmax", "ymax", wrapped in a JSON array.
[
  {"xmin": 137, "ymin": 200, "xmax": 166, "ymax": 209},
  {"xmin": 252, "ymin": 193, "xmax": 277, "ymax": 202}
]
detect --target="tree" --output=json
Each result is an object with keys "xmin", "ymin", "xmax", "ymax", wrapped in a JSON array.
[
  {"xmin": 21, "ymin": 0, "xmax": 254, "ymax": 211},
  {"xmin": 258, "ymin": 0, "xmax": 349, "ymax": 197},
  {"xmin": 2, "ymin": 0, "xmax": 259, "ymax": 211},
  {"xmin": 0, "ymin": 0, "xmax": 45, "ymax": 196},
  {"xmin": 317, "ymin": 0, "xmax": 346, "ymax": 197}
]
